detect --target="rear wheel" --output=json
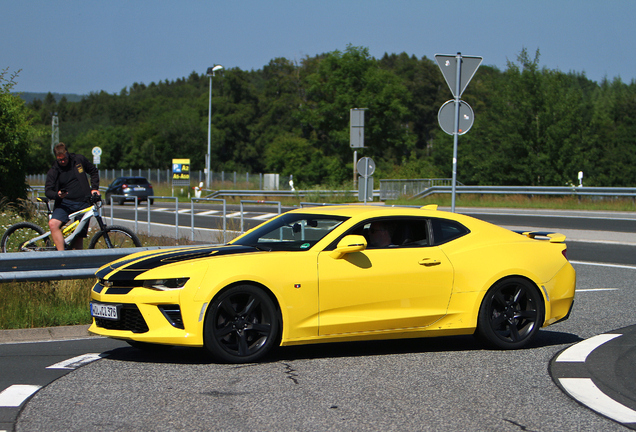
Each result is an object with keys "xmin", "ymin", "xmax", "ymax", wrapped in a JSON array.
[
  {"xmin": 1, "ymin": 222, "xmax": 53, "ymax": 252},
  {"xmin": 204, "ymin": 284, "xmax": 279, "ymax": 363},
  {"xmin": 88, "ymin": 225, "xmax": 142, "ymax": 249},
  {"xmin": 477, "ymin": 277, "xmax": 544, "ymax": 349}
]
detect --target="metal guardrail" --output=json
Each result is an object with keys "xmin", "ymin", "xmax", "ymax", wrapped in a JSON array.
[
  {"xmin": 410, "ymin": 185, "xmax": 636, "ymax": 200},
  {"xmin": 379, "ymin": 179, "xmax": 459, "ymax": 200},
  {"xmin": 0, "ymin": 247, "xmax": 164, "ymax": 283},
  {"xmin": 207, "ymin": 189, "xmax": 380, "ymax": 198}
]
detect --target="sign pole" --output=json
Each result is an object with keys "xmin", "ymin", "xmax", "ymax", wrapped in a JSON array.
[
  {"xmin": 435, "ymin": 52, "xmax": 482, "ymax": 213},
  {"xmin": 353, "ymin": 150, "xmax": 357, "ymax": 190},
  {"xmin": 363, "ymin": 161, "xmax": 368, "ymax": 205},
  {"xmin": 451, "ymin": 52, "xmax": 462, "ymax": 213}
]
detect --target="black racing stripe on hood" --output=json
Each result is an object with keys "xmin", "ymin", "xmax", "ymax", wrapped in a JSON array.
[
  {"xmin": 101, "ymin": 245, "xmax": 258, "ymax": 281},
  {"xmin": 95, "ymin": 256, "xmax": 143, "ymax": 279}
]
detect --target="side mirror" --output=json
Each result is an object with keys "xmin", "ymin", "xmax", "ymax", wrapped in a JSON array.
[{"xmin": 329, "ymin": 235, "xmax": 367, "ymax": 259}]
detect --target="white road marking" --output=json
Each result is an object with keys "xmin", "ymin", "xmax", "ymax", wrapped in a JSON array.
[
  {"xmin": 252, "ymin": 212, "xmax": 278, "ymax": 220},
  {"xmin": 559, "ymin": 378, "xmax": 636, "ymax": 423},
  {"xmin": 556, "ymin": 334, "xmax": 622, "ymax": 363},
  {"xmin": 570, "ymin": 261, "xmax": 636, "ymax": 270},
  {"xmin": 151, "ymin": 208, "xmax": 170, "ymax": 212},
  {"xmin": 177, "ymin": 209, "xmax": 191, "ymax": 214},
  {"xmin": 0, "ymin": 385, "xmax": 41, "ymax": 407},
  {"xmin": 197, "ymin": 210, "xmax": 220, "ymax": 216},
  {"xmin": 46, "ymin": 353, "xmax": 102, "ymax": 370},
  {"xmin": 576, "ymin": 288, "xmax": 619, "ymax": 292},
  {"xmin": 226, "ymin": 212, "xmax": 242, "ymax": 218}
]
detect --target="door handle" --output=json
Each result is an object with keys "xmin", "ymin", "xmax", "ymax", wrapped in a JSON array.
[{"xmin": 419, "ymin": 259, "xmax": 441, "ymax": 266}]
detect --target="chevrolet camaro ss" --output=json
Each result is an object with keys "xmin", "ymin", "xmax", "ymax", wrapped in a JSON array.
[{"xmin": 89, "ymin": 205, "xmax": 575, "ymax": 363}]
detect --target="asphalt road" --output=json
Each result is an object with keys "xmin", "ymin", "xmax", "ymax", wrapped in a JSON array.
[
  {"xmin": 2, "ymin": 206, "xmax": 635, "ymax": 431},
  {"xmin": 5, "ymin": 263, "xmax": 633, "ymax": 431}
]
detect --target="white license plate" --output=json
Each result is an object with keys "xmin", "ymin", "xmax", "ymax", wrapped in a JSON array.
[
  {"xmin": 133, "ymin": 187, "xmax": 146, "ymax": 191},
  {"xmin": 91, "ymin": 302, "xmax": 120, "ymax": 320}
]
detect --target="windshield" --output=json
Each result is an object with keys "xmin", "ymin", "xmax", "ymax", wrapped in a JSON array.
[{"xmin": 232, "ymin": 213, "xmax": 348, "ymax": 251}]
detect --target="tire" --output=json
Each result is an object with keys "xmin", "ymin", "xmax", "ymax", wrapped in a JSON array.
[
  {"xmin": 118, "ymin": 198, "xmax": 124, "ymax": 205},
  {"xmin": 204, "ymin": 284, "xmax": 280, "ymax": 363},
  {"xmin": 476, "ymin": 277, "xmax": 544, "ymax": 349},
  {"xmin": 1, "ymin": 222, "xmax": 53, "ymax": 252},
  {"xmin": 149, "ymin": 198, "xmax": 154, "ymax": 205},
  {"xmin": 88, "ymin": 225, "xmax": 142, "ymax": 249}
]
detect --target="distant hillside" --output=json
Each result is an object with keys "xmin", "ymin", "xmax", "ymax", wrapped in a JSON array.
[{"xmin": 15, "ymin": 92, "xmax": 85, "ymax": 104}]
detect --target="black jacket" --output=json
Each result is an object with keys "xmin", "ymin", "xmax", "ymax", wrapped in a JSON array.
[{"xmin": 45, "ymin": 153, "xmax": 99, "ymax": 206}]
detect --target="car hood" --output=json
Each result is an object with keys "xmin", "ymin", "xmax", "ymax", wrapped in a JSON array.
[{"xmin": 96, "ymin": 244, "xmax": 259, "ymax": 281}]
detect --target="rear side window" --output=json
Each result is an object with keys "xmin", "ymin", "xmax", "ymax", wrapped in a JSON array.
[{"xmin": 430, "ymin": 218, "xmax": 469, "ymax": 245}]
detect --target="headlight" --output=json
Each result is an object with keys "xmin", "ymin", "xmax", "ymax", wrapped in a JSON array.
[{"xmin": 142, "ymin": 278, "xmax": 190, "ymax": 291}]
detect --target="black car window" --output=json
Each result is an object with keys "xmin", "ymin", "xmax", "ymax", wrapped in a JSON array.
[
  {"xmin": 326, "ymin": 217, "xmax": 430, "ymax": 250},
  {"xmin": 232, "ymin": 213, "xmax": 348, "ymax": 251},
  {"xmin": 127, "ymin": 178, "xmax": 148, "ymax": 185},
  {"xmin": 430, "ymin": 218, "xmax": 470, "ymax": 245}
]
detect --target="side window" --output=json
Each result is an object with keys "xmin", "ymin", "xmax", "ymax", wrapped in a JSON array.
[
  {"xmin": 328, "ymin": 218, "xmax": 430, "ymax": 250},
  {"xmin": 430, "ymin": 218, "xmax": 470, "ymax": 245}
]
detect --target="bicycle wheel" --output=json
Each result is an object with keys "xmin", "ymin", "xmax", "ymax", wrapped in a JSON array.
[
  {"xmin": 1, "ymin": 222, "xmax": 53, "ymax": 252},
  {"xmin": 88, "ymin": 225, "xmax": 142, "ymax": 249}
]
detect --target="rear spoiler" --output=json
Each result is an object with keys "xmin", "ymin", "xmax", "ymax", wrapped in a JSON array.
[{"xmin": 513, "ymin": 230, "xmax": 567, "ymax": 243}]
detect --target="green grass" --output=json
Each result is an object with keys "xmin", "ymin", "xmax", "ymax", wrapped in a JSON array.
[
  {"xmin": 0, "ymin": 279, "xmax": 95, "ymax": 329},
  {"xmin": 0, "ymin": 232, "xmax": 196, "ymax": 330},
  {"xmin": 0, "ymin": 201, "xmax": 198, "ymax": 330}
]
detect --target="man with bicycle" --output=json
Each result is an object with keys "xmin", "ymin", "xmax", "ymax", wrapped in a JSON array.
[{"xmin": 45, "ymin": 143, "xmax": 100, "ymax": 250}]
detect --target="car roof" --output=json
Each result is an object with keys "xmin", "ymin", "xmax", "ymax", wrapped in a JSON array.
[
  {"xmin": 289, "ymin": 204, "xmax": 509, "ymax": 231},
  {"xmin": 290, "ymin": 204, "xmax": 457, "ymax": 219}
]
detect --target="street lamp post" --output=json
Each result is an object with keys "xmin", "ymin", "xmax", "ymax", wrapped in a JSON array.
[{"xmin": 206, "ymin": 64, "xmax": 224, "ymax": 189}]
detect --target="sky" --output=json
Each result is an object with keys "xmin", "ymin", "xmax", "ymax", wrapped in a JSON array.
[{"xmin": 3, "ymin": 0, "xmax": 636, "ymax": 95}]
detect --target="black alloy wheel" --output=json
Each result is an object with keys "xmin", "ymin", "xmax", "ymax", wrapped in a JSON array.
[
  {"xmin": 204, "ymin": 285, "xmax": 279, "ymax": 363},
  {"xmin": 477, "ymin": 277, "xmax": 544, "ymax": 349}
]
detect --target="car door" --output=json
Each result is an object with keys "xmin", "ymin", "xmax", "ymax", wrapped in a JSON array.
[{"xmin": 317, "ymin": 218, "xmax": 454, "ymax": 335}]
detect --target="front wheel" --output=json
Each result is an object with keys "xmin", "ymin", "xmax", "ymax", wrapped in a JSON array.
[
  {"xmin": 88, "ymin": 225, "xmax": 142, "ymax": 249},
  {"xmin": 204, "ymin": 285, "xmax": 280, "ymax": 363},
  {"xmin": 1, "ymin": 222, "xmax": 53, "ymax": 252},
  {"xmin": 476, "ymin": 277, "xmax": 544, "ymax": 349}
]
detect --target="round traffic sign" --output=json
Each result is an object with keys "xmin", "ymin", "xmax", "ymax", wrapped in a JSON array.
[
  {"xmin": 438, "ymin": 100, "xmax": 475, "ymax": 135},
  {"xmin": 357, "ymin": 157, "xmax": 375, "ymax": 178},
  {"xmin": 92, "ymin": 146, "xmax": 102, "ymax": 156}
]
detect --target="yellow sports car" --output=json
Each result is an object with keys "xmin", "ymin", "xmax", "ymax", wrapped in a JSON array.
[{"xmin": 89, "ymin": 205, "xmax": 575, "ymax": 363}]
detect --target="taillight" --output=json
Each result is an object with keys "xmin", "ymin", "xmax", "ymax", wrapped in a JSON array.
[
  {"xmin": 148, "ymin": 183, "xmax": 153, "ymax": 189},
  {"xmin": 122, "ymin": 184, "xmax": 128, "ymax": 189},
  {"xmin": 562, "ymin": 248, "xmax": 568, "ymax": 260}
]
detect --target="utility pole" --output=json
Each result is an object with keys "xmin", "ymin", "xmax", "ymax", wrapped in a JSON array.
[{"xmin": 51, "ymin": 113, "xmax": 59, "ymax": 156}]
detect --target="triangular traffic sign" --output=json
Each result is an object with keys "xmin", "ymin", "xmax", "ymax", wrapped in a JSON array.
[{"xmin": 435, "ymin": 54, "xmax": 483, "ymax": 98}]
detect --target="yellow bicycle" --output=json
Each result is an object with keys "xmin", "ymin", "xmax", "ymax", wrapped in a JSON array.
[{"xmin": 1, "ymin": 194, "xmax": 141, "ymax": 252}]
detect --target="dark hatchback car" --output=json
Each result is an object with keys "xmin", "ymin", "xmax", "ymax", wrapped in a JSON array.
[{"xmin": 104, "ymin": 177, "xmax": 154, "ymax": 205}]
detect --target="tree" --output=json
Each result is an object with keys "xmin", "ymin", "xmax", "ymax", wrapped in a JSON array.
[
  {"xmin": 297, "ymin": 45, "xmax": 415, "ymax": 184},
  {"xmin": 264, "ymin": 134, "xmax": 327, "ymax": 186},
  {"xmin": 0, "ymin": 68, "xmax": 38, "ymax": 202}
]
